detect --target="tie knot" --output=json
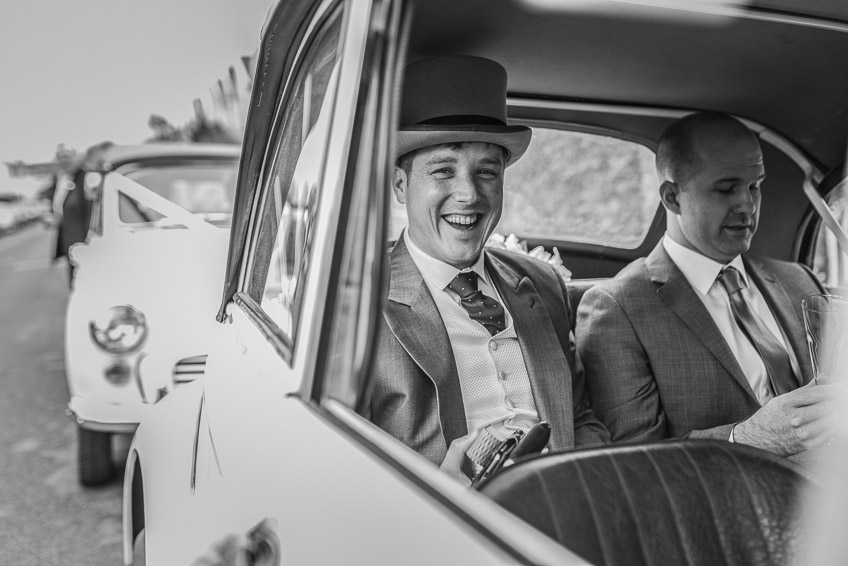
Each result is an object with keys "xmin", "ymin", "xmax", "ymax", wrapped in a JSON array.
[
  {"xmin": 447, "ymin": 271, "xmax": 480, "ymax": 299},
  {"xmin": 718, "ymin": 266, "xmax": 745, "ymax": 296}
]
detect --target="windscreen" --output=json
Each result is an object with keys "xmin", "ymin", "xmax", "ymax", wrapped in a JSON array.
[{"xmin": 118, "ymin": 160, "xmax": 239, "ymax": 225}]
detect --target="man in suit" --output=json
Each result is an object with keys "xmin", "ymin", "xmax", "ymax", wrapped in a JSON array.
[
  {"xmin": 364, "ymin": 56, "xmax": 609, "ymax": 480},
  {"xmin": 576, "ymin": 111, "xmax": 838, "ymax": 459},
  {"xmin": 52, "ymin": 141, "xmax": 113, "ymax": 286}
]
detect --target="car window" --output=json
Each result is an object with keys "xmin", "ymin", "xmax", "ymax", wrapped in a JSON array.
[
  {"xmin": 247, "ymin": 7, "xmax": 343, "ymax": 344},
  {"xmin": 389, "ymin": 127, "xmax": 660, "ymax": 248},
  {"xmin": 117, "ymin": 162, "xmax": 239, "ymax": 224},
  {"xmin": 812, "ymin": 178, "xmax": 848, "ymax": 292}
]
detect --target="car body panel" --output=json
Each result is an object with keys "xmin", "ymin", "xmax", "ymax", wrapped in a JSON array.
[{"xmin": 65, "ymin": 145, "xmax": 239, "ymax": 432}]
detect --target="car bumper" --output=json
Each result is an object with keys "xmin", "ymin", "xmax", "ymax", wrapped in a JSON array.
[{"xmin": 66, "ymin": 395, "xmax": 151, "ymax": 434}]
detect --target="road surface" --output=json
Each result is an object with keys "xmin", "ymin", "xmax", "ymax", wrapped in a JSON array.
[{"xmin": 0, "ymin": 224, "xmax": 130, "ymax": 565}]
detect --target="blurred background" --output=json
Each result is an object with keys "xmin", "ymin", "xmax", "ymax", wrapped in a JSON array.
[
  {"xmin": 0, "ymin": 0, "xmax": 272, "ymax": 203},
  {"xmin": 0, "ymin": 1, "xmax": 272, "ymax": 564}
]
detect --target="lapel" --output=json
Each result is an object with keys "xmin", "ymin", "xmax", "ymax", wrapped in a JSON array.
[
  {"xmin": 486, "ymin": 253, "xmax": 573, "ymax": 450},
  {"xmin": 744, "ymin": 256, "xmax": 810, "ymax": 386},
  {"xmin": 646, "ymin": 243, "xmax": 759, "ymax": 402},
  {"xmin": 383, "ymin": 238, "xmax": 467, "ymax": 443}
]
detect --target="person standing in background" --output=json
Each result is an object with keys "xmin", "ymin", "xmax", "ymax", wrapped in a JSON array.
[{"xmin": 52, "ymin": 141, "xmax": 112, "ymax": 286}]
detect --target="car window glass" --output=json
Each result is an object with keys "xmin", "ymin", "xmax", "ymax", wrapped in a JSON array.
[
  {"xmin": 250, "ymin": 9, "xmax": 342, "ymax": 342},
  {"xmin": 812, "ymin": 179, "xmax": 848, "ymax": 292},
  {"xmin": 117, "ymin": 162, "xmax": 238, "ymax": 224},
  {"xmin": 388, "ymin": 127, "xmax": 660, "ymax": 248}
]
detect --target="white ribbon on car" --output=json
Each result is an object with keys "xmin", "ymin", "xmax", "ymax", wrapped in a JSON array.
[{"xmin": 105, "ymin": 173, "xmax": 219, "ymax": 233}]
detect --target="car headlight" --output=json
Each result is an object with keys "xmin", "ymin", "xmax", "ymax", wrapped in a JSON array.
[{"xmin": 89, "ymin": 306, "xmax": 148, "ymax": 353}]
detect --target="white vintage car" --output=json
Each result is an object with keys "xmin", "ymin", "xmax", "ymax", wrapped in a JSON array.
[
  {"xmin": 64, "ymin": 143, "xmax": 240, "ymax": 486},
  {"xmin": 123, "ymin": 0, "xmax": 848, "ymax": 565}
]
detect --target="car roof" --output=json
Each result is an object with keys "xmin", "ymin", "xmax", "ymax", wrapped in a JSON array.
[
  {"xmin": 408, "ymin": 0, "xmax": 848, "ymax": 172},
  {"xmin": 100, "ymin": 142, "xmax": 242, "ymax": 171}
]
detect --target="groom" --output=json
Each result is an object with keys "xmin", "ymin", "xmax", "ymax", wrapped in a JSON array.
[{"xmin": 362, "ymin": 55, "xmax": 609, "ymax": 475}]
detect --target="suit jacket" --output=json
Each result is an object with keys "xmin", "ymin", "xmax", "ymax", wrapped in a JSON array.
[
  {"xmin": 576, "ymin": 241, "xmax": 825, "ymax": 443},
  {"xmin": 54, "ymin": 168, "xmax": 92, "ymax": 260},
  {"xmin": 363, "ymin": 237, "xmax": 609, "ymax": 465}
]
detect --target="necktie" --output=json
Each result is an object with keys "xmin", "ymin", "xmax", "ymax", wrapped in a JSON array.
[
  {"xmin": 717, "ymin": 266, "xmax": 797, "ymax": 396},
  {"xmin": 447, "ymin": 271, "xmax": 506, "ymax": 336}
]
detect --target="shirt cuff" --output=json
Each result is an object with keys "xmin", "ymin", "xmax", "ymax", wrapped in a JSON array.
[{"xmin": 728, "ymin": 424, "xmax": 736, "ymax": 443}]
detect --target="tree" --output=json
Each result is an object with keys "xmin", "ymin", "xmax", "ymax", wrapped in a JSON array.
[{"xmin": 146, "ymin": 114, "xmax": 185, "ymax": 142}]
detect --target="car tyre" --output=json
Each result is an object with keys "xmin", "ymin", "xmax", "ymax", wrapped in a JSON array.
[{"xmin": 78, "ymin": 427, "xmax": 114, "ymax": 486}]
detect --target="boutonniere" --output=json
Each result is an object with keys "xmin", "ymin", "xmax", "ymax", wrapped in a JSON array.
[{"xmin": 486, "ymin": 233, "xmax": 572, "ymax": 281}]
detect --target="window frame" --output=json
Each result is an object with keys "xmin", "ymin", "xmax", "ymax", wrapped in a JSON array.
[{"xmin": 233, "ymin": 0, "xmax": 347, "ymax": 363}]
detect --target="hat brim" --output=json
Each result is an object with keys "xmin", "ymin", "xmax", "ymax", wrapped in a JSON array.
[{"xmin": 396, "ymin": 124, "xmax": 532, "ymax": 167}]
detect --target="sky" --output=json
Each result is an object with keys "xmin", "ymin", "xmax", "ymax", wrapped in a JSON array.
[{"xmin": 0, "ymin": 0, "xmax": 275, "ymax": 196}]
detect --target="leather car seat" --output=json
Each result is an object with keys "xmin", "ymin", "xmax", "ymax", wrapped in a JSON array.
[{"xmin": 479, "ymin": 440, "xmax": 817, "ymax": 566}]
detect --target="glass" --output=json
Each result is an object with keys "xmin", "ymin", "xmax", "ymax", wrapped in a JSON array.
[
  {"xmin": 118, "ymin": 162, "xmax": 239, "ymax": 224},
  {"xmin": 252, "ymin": 7, "xmax": 342, "ymax": 343},
  {"xmin": 802, "ymin": 294, "xmax": 848, "ymax": 384},
  {"xmin": 811, "ymin": 178, "xmax": 848, "ymax": 291}
]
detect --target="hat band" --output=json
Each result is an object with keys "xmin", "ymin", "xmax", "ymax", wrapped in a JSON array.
[{"xmin": 415, "ymin": 114, "xmax": 506, "ymax": 127}]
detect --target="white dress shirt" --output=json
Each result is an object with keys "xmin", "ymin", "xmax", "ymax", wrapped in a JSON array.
[
  {"xmin": 404, "ymin": 231, "xmax": 540, "ymax": 440},
  {"xmin": 663, "ymin": 235, "xmax": 801, "ymax": 406}
]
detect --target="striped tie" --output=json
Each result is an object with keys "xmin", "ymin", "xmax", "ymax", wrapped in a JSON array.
[{"xmin": 717, "ymin": 266, "xmax": 797, "ymax": 396}]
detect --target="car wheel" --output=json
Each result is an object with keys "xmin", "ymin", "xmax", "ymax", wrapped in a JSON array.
[{"xmin": 78, "ymin": 427, "xmax": 115, "ymax": 486}]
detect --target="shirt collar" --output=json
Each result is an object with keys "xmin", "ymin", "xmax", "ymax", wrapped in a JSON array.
[
  {"xmin": 662, "ymin": 234, "xmax": 748, "ymax": 296},
  {"xmin": 403, "ymin": 230, "xmax": 490, "ymax": 290}
]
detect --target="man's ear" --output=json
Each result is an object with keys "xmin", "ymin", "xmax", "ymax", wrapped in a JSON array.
[
  {"xmin": 659, "ymin": 180, "xmax": 681, "ymax": 215},
  {"xmin": 392, "ymin": 167, "xmax": 407, "ymax": 204}
]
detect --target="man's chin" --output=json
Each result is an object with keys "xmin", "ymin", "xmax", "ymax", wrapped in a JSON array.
[{"xmin": 440, "ymin": 246, "xmax": 484, "ymax": 269}]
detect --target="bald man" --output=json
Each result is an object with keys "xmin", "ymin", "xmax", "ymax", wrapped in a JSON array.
[{"xmin": 576, "ymin": 112, "xmax": 838, "ymax": 460}]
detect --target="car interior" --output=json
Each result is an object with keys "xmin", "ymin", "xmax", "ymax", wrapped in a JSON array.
[{"xmin": 381, "ymin": 0, "xmax": 848, "ymax": 561}]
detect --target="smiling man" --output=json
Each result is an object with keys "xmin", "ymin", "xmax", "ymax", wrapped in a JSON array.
[
  {"xmin": 576, "ymin": 112, "xmax": 837, "ymax": 460},
  {"xmin": 363, "ymin": 56, "xmax": 609, "ymax": 480}
]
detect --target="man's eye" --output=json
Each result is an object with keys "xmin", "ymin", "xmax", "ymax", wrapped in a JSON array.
[
  {"xmin": 478, "ymin": 169, "xmax": 500, "ymax": 178},
  {"xmin": 431, "ymin": 168, "xmax": 453, "ymax": 177}
]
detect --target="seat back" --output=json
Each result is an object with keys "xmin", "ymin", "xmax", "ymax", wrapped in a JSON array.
[{"xmin": 480, "ymin": 440, "xmax": 816, "ymax": 566}]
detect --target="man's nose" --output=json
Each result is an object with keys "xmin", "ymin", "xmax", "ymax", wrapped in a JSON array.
[
  {"xmin": 733, "ymin": 187, "xmax": 758, "ymax": 215},
  {"xmin": 452, "ymin": 172, "xmax": 482, "ymax": 203}
]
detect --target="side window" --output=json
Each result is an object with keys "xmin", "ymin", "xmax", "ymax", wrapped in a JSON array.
[
  {"xmin": 388, "ymin": 127, "xmax": 660, "ymax": 248},
  {"xmin": 247, "ymin": 7, "xmax": 343, "ymax": 343},
  {"xmin": 500, "ymin": 128, "xmax": 659, "ymax": 248},
  {"xmin": 813, "ymin": 179, "xmax": 848, "ymax": 292}
]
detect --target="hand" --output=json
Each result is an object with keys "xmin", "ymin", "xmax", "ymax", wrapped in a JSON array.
[
  {"xmin": 439, "ymin": 430, "xmax": 480, "ymax": 486},
  {"xmin": 734, "ymin": 381, "xmax": 846, "ymax": 456}
]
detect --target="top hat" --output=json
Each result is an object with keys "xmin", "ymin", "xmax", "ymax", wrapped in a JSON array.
[{"xmin": 396, "ymin": 56, "xmax": 532, "ymax": 167}]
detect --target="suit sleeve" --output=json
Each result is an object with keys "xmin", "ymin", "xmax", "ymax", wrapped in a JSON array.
[
  {"xmin": 576, "ymin": 286, "xmax": 669, "ymax": 443},
  {"xmin": 557, "ymin": 274, "xmax": 610, "ymax": 447}
]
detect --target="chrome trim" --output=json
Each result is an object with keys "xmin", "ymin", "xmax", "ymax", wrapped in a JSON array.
[
  {"xmin": 122, "ymin": 447, "xmax": 140, "ymax": 566},
  {"xmin": 172, "ymin": 354, "xmax": 208, "ymax": 384},
  {"xmin": 66, "ymin": 406, "xmax": 139, "ymax": 434},
  {"xmin": 519, "ymin": 0, "xmax": 848, "ymax": 34}
]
